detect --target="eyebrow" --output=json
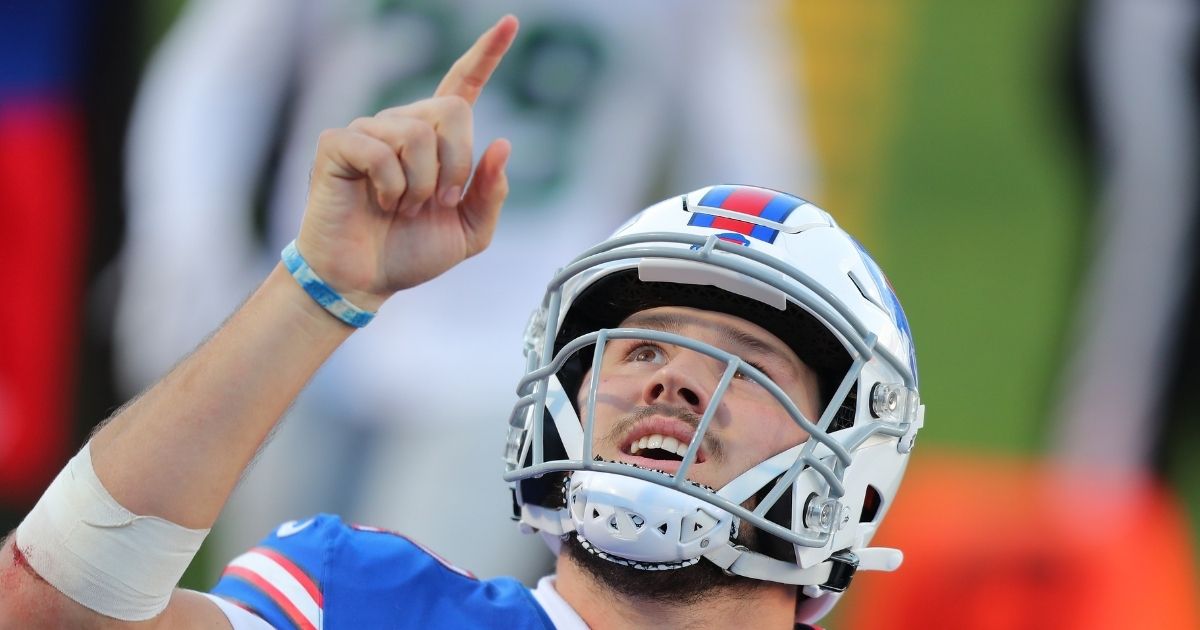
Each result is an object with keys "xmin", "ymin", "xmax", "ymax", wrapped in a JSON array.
[{"xmin": 621, "ymin": 311, "xmax": 794, "ymax": 369}]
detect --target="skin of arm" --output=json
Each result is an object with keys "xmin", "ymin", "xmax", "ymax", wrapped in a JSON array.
[{"xmin": 0, "ymin": 15, "xmax": 518, "ymax": 629}]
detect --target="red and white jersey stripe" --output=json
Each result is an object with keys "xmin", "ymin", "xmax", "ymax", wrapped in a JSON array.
[{"xmin": 222, "ymin": 547, "xmax": 324, "ymax": 630}]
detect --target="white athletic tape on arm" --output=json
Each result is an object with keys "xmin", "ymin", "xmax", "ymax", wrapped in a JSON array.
[{"xmin": 14, "ymin": 443, "xmax": 210, "ymax": 621}]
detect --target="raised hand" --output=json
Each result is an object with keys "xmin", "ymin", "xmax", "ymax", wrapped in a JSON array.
[{"xmin": 295, "ymin": 15, "xmax": 519, "ymax": 311}]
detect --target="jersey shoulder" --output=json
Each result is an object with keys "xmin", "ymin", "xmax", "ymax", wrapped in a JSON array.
[
  {"xmin": 208, "ymin": 514, "xmax": 339, "ymax": 630},
  {"xmin": 209, "ymin": 514, "xmax": 552, "ymax": 629}
]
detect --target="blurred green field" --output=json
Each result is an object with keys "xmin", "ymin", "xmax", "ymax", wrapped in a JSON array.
[
  {"xmin": 793, "ymin": 0, "xmax": 1088, "ymax": 453},
  {"xmin": 876, "ymin": 1, "xmax": 1088, "ymax": 453}
]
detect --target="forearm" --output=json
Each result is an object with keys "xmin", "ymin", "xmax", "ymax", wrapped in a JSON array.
[
  {"xmin": 91, "ymin": 263, "xmax": 353, "ymax": 529},
  {"xmin": 0, "ymin": 18, "xmax": 516, "ymax": 625}
]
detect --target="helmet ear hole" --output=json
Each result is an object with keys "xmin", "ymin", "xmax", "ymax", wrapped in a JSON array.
[
  {"xmin": 860, "ymin": 485, "xmax": 882, "ymax": 523},
  {"xmin": 828, "ymin": 380, "xmax": 858, "ymax": 432},
  {"xmin": 752, "ymin": 477, "xmax": 798, "ymax": 564},
  {"xmin": 517, "ymin": 408, "xmax": 572, "ymax": 511}
]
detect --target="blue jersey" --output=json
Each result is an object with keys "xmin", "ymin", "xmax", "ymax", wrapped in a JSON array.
[{"xmin": 209, "ymin": 514, "xmax": 553, "ymax": 629}]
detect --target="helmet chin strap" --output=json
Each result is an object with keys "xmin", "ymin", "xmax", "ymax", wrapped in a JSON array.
[
  {"xmin": 564, "ymin": 471, "xmax": 738, "ymax": 568},
  {"xmin": 558, "ymin": 469, "xmax": 857, "ymax": 587}
]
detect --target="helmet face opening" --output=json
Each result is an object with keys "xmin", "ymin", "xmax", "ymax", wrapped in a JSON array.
[
  {"xmin": 553, "ymin": 269, "xmax": 853, "ymax": 415},
  {"xmin": 505, "ymin": 186, "xmax": 922, "ymax": 593}
]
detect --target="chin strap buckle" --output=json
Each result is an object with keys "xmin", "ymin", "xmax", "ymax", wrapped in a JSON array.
[{"xmin": 820, "ymin": 549, "xmax": 860, "ymax": 592}]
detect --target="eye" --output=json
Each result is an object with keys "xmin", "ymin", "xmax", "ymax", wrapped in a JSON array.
[
  {"xmin": 734, "ymin": 361, "xmax": 769, "ymax": 382},
  {"xmin": 625, "ymin": 343, "xmax": 666, "ymax": 365}
]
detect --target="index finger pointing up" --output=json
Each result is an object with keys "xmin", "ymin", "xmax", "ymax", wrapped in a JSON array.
[{"xmin": 434, "ymin": 15, "xmax": 519, "ymax": 105}]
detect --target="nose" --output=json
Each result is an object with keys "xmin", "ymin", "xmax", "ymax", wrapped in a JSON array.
[{"xmin": 641, "ymin": 350, "xmax": 714, "ymax": 412}]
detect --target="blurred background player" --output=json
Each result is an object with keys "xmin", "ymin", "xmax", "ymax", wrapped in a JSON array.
[{"xmin": 113, "ymin": 0, "xmax": 815, "ymax": 581}]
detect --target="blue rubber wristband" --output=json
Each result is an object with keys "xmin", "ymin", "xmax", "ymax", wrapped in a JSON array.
[{"xmin": 280, "ymin": 240, "xmax": 376, "ymax": 328}]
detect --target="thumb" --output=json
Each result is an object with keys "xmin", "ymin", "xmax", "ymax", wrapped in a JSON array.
[{"xmin": 459, "ymin": 138, "xmax": 511, "ymax": 256}]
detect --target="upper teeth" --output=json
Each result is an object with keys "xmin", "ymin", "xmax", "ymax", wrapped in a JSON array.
[{"xmin": 630, "ymin": 434, "xmax": 691, "ymax": 458}]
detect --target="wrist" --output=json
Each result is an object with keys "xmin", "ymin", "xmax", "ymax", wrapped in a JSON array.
[
  {"xmin": 280, "ymin": 240, "xmax": 380, "ymax": 327},
  {"xmin": 267, "ymin": 264, "xmax": 360, "ymax": 336}
]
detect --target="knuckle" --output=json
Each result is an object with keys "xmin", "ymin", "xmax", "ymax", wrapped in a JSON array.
[
  {"xmin": 436, "ymin": 94, "xmax": 471, "ymax": 118},
  {"xmin": 316, "ymin": 128, "xmax": 343, "ymax": 147},
  {"xmin": 377, "ymin": 103, "xmax": 414, "ymax": 118},
  {"xmin": 359, "ymin": 140, "xmax": 394, "ymax": 170},
  {"xmin": 402, "ymin": 120, "xmax": 437, "ymax": 148},
  {"xmin": 347, "ymin": 116, "xmax": 374, "ymax": 132}
]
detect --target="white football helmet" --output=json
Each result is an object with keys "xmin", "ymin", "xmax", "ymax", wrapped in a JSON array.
[{"xmin": 504, "ymin": 185, "xmax": 923, "ymax": 620}]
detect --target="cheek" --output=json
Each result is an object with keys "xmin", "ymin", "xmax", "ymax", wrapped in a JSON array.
[
  {"xmin": 737, "ymin": 401, "xmax": 811, "ymax": 458},
  {"xmin": 577, "ymin": 374, "xmax": 640, "ymax": 421}
]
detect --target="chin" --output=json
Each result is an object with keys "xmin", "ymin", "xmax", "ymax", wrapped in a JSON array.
[{"xmin": 561, "ymin": 534, "xmax": 765, "ymax": 606}]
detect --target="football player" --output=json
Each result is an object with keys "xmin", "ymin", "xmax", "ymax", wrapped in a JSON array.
[{"xmin": 0, "ymin": 15, "xmax": 921, "ymax": 629}]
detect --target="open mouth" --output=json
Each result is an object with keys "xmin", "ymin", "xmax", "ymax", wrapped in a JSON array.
[
  {"xmin": 622, "ymin": 432, "xmax": 707, "ymax": 465},
  {"xmin": 628, "ymin": 433, "xmax": 690, "ymax": 461}
]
